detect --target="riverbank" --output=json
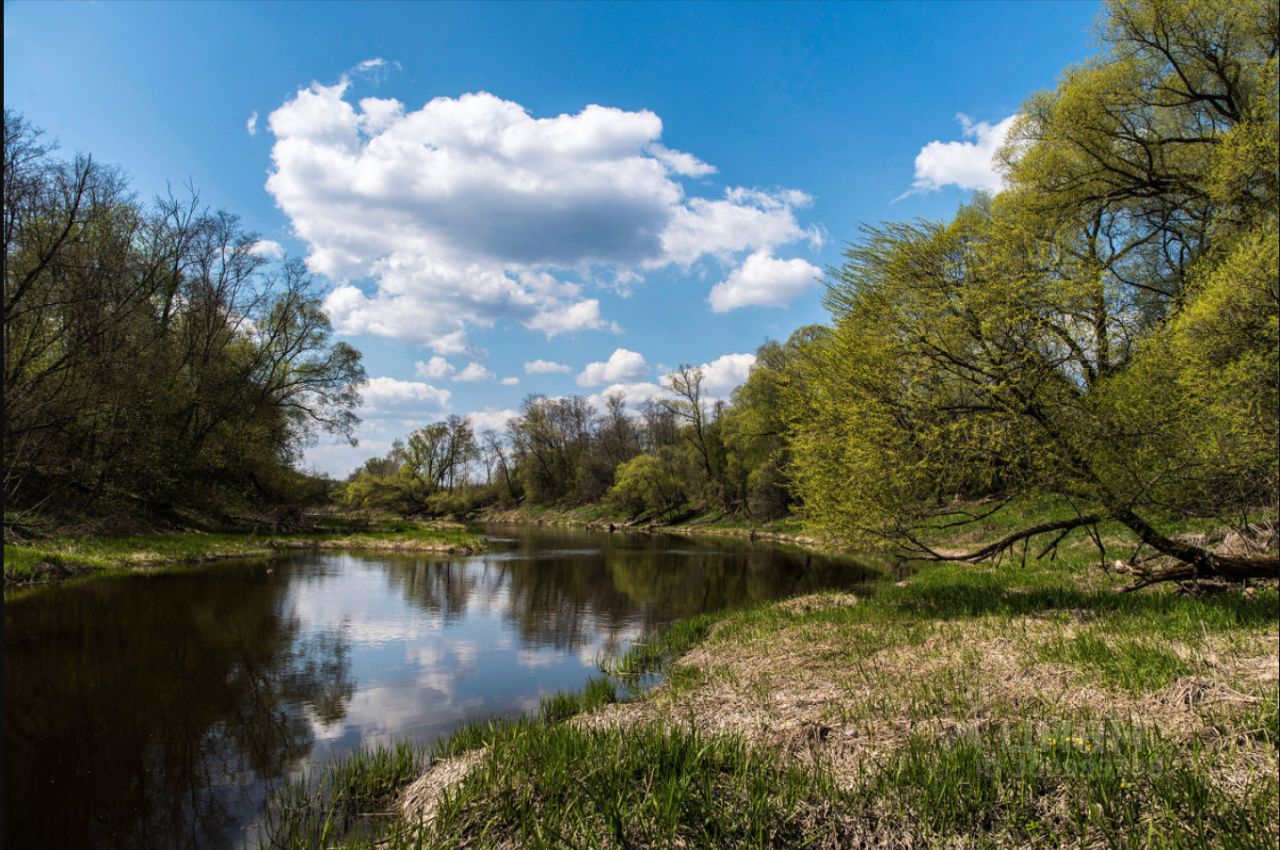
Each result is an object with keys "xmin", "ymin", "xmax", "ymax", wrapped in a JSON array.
[
  {"xmin": 479, "ymin": 503, "xmax": 821, "ymax": 547},
  {"xmin": 265, "ymin": 514, "xmax": 1280, "ymax": 849},
  {"xmin": 2, "ymin": 519, "xmax": 485, "ymax": 589}
]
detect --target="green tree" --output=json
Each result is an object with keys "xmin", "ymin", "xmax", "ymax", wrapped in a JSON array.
[
  {"xmin": 607, "ymin": 450, "xmax": 689, "ymax": 518},
  {"xmin": 791, "ymin": 0, "xmax": 1277, "ymax": 585},
  {"xmin": 721, "ymin": 326, "xmax": 826, "ymax": 519},
  {"xmin": 3, "ymin": 110, "xmax": 364, "ymax": 522}
]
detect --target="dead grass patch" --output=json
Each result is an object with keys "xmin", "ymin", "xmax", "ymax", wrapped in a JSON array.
[
  {"xmin": 399, "ymin": 749, "xmax": 485, "ymax": 826},
  {"xmin": 582, "ymin": 602, "xmax": 1278, "ymax": 804}
]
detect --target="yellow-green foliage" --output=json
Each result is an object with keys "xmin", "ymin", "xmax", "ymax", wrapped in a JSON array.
[
  {"xmin": 790, "ymin": 0, "xmax": 1279, "ymax": 549},
  {"xmin": 1101, "ymin": 222, "xmax": 1279, "ymax": 513},
  {"xmin": 607, "ymin": 452, "xmax": 687, "ymax": 517}
]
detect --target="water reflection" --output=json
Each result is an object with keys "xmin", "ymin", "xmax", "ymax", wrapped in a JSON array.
[
  {"xmin": 4, "ymin": 525, "xmax": 874, "ymax": 849},
  {"xmin": 4, "ymin": 565, "xmax": 353, "ymax": 849}
]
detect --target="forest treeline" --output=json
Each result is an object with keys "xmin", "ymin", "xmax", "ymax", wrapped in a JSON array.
[
  {"xmin": 340, "ymin": 335, "xmax": 810, "ymax": 523},
  {"xmin": 343, "ymin": 0, "xmax": 1279, "ymax": 585},
  {"xmin": 3, "ymin": 111, "xmax": 365, "ymax": 529}
]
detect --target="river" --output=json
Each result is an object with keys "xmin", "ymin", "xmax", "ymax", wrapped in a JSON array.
[{"xmin": 3, "ymin": 523, "xmax": 875, "ymax": 849}]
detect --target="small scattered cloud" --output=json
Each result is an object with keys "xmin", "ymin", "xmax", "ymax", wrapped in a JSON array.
[
  {"xmin": 708, "ymin": 251, "xmax": 820, "ymax": 312},
  {"xmin": 249, "ymin": 238, "xmax": 285, "ymax": 260},
  {"xmin": 645, "ymin": 143, "xmax": 716, "ymax": 177},
  {"xmin": 246, "ymin": 111, "xmax": 258, "ymax": 136},
  {"xmin": 577, "ymin": 348, "xmax": 649, "ymax": 386},
  {"xmin": 467, "ymin": 408, "xmax": 519, "ymax": 432},
  {"xmin": 415, "ymin": 356, "xmax": 454, "ymax": 379},
  {"xmin": 899, "ymin": 113, "xmax": 1015, "ymax": 198},
  {"xmin": 359, "ymin": 376, "xmax": 451, "ymax": 412},
  {"xmin": 525, "ymin": 299, "xmax": 613, "ymax": 337},
  {"xmin": 453, "ymin": 362, "xmax": 495, "ymax": 382},
  {"xmin": 696, "ymin": 352, "xmax": 756, "ymax": 397},
  {"xmin": 500, "ymin": 377, "xmax": 520, "ymax": 386},
  {"xmin": 524, "ymin": 359, "xmax": 573, "ymax": 374}
]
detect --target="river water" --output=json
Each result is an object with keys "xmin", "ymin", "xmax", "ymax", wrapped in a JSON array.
[{"xmin": 3, "ymin": 524, "xmax": 875, "ymax": 849}]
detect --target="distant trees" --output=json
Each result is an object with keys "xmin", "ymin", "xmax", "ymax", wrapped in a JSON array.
[
  {"xmin": 343, "ymin": 417, "xmax": 476, "ymax": 513},
  {"xmin": 3, "ymin": 110, "xmax": 364, "ymax": 523},
  {"xmin": 721, "ymin": 326, "xmax": 825, "ymax": 520},
  {"xmin": 338, "ymin": 364, "xmax": 810, "ymax": 523}
]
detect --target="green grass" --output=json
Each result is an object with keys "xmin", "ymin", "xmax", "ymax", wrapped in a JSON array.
[
  {"xmin": 539, "ymin": 676, "xmax": 621, "ymax": 724},
  {"xmin": 872, "ymin": 720, "xmax": 1278, "ymax": 849},
  {"xmin": 261, "ymin": 741, "xmax": 429, "ymax": 849},
  {"xmin": 3, "ymin": 519, "xmax": 485, "ymax": 587},
  {"xmin": 601, "ymin": 613, "xmax": 721, "ymax": 684},
  {"xmin": 1039, "ymin": 631, "xmax": 1194, "ymax": 692},
  {"xmin": 267, "ymin": 711, "xmax": 1279, "ymax": 850},
  {"xmin": 424, "ymin": 722, "xmax": 848, "ymax": 850}
]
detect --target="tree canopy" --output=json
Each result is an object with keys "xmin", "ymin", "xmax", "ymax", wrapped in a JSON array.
[
  {"xmin": 789, "ymin": 0, "xmax": 1278, "ymax": 584},
  {"xmin": 3, "ymin": 110, "xmax": 365, "ymax": 525}
]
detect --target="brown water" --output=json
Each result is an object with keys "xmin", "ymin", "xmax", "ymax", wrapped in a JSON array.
[{"xmin": 3, "ymin": 524, "xmax": 876, "ymax": 849}]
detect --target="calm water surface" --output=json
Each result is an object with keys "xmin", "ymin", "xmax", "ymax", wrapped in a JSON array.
[{"xmin": 4, "ymin": 524, "xmax": 875, "ymax": 849}]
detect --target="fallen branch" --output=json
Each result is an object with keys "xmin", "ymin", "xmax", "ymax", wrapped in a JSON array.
[{"xmin": 910, "ymin": 515, "xmax": 1103, "ymax": 563}]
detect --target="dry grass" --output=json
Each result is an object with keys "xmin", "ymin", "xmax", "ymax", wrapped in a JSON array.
[
  {"xmin": 584, "ymin": 598, "xmax": 1277, "ymax": 786},
  {"xmin": 399, "ymin": 750, "xmax": 486, "ymax": 827}
]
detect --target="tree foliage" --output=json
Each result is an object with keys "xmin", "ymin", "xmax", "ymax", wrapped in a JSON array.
[
  {"xmin": 343, "ymin": 416, "xmax": 477, "ymax": 514},
  {"xmin": 789, "ymin": 0, "xmax": 1278, "ymax": 583},
  {"xmin": 3, "ymin": 110, "xmax": 365, "ymax": 523}
]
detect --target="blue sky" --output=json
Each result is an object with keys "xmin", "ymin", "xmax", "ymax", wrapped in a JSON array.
[{"xmin": 4, "ymin": 0, "xmax": 1101, "ymax": 476}]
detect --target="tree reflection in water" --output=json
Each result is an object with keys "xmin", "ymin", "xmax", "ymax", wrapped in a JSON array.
[
  {"xmin": 4, "ymin": 561, "xmax": 353, "ymax": 850},
  {"xmin": 4, "ymin": 526, "xmax": 874, "ymax": 850},
  {"xmin": 383, "ymin": 526, "xmax": 875, "ymax": 662}
]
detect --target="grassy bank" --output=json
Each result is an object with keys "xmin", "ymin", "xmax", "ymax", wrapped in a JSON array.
[
  {"xmin": 3, "ymin": 519, "xmax": 485, "ymax": 588},
  {"xmin": 261, "ymin": 618, "xmax": 718, "ymax": 850},
  {"xmin": 263, "ymin": 506, "xmax": 1278, "ymax": 849},
  {"xmin": 479, "ymin": 502, "xmax": 815, "ymax": 546}
]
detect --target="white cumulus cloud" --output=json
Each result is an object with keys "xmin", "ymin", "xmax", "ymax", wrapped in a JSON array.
[
  {"xmin": 657, "ymin": 353, "xmax": 757, "ymax": 403},
  {"xmin": 415, "ymin": 356, "xmax": 454, "ymax": 379},
  {"xmin": 659, "ymin": 188, "xmax": 821, "ymax": 267},
  {"xmin": 707, "ymin": 251, "xmax": 820, "ymax": 312},
  {"xmin": 467, "ymin": 408, "xmax": 520, "ymax": 432},
  {"xmin": 500, "ymin": 377, "xmax": 520, "ymax": 386},
  {"xmin": 524, "ymin": 298, "xmax": 612, "ymax": 337},
  {"xmin": 249, "ymin": 239, "xmax": 285, "ymax": 260},
  {"xmin": 902, "ymin": 113, "xmax": 1015, "ymax": 197},
  {"xmin": 524, "ymin": 359, "xmax": 573, "ymax": 374},
  {"xmin": 577, "ymin": 348, "xmax": 649, "ymax": 386},
  {"xmin": 265, "ymin": 81, "xmax": 820, "ymax": 349},
  {"xmin": 359, "ymin": 376, "xmax": 451, "ymax": 412},
  {"xmin": 453, "ymin": 362, "xmax": 495, "ymax": 382},
  {"xmin": 697, "ymin": 352, "xmax": 757, "ymax": 397}
]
